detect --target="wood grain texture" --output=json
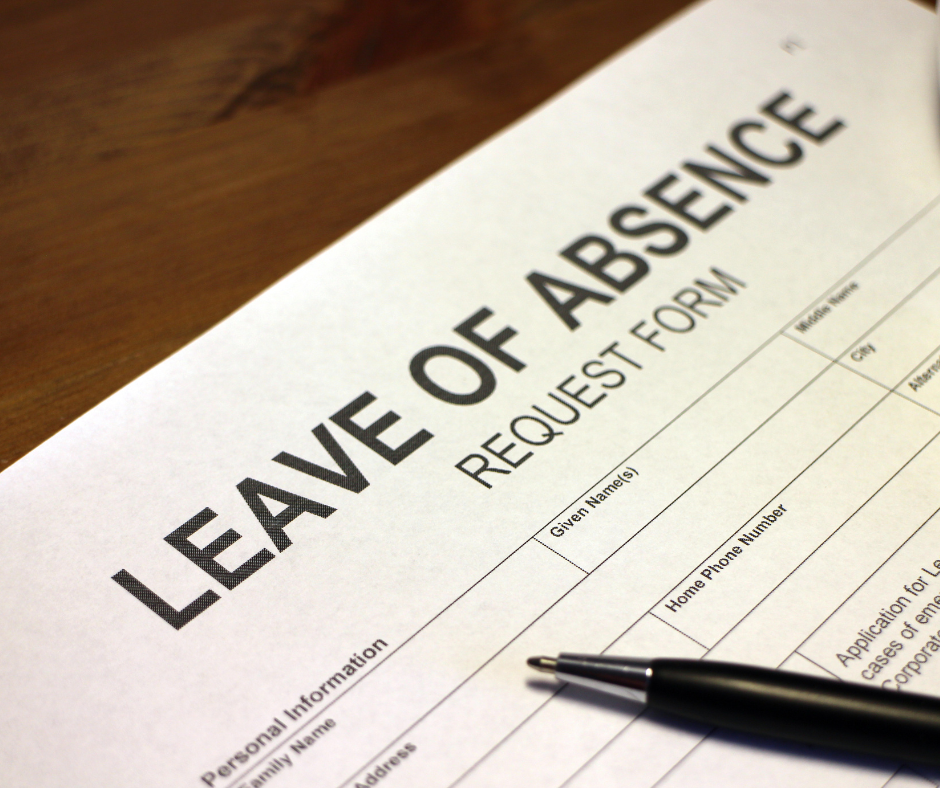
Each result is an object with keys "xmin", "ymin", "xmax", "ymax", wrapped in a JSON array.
[{"xmin": 1, "ymin": 0, "xmax": 731, "ymax": 468}]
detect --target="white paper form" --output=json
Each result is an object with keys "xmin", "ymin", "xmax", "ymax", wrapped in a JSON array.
[{"xmin": 2, "ymin": 0, "xmax": 940, "ymax": 786}]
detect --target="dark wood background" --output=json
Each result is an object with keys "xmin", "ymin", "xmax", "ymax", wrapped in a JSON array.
[{"xmin": 3, "ymin": 0, "xmax": 922, "ymax": 469}]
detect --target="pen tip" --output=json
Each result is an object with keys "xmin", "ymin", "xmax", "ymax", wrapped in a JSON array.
[{"xmin": 527, "ymin": 656, "xmax": 557, "ymax": 673}]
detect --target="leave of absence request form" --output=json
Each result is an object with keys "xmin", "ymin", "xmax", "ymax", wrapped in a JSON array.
[{"xmin": 2, "ymin": 1, "xmax": 940, "ymax": 786}]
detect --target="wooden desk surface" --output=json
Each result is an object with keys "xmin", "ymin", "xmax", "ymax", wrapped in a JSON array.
[{"xmin": 2, "ymin": 0, "xmax": 760, "ymax": 469}]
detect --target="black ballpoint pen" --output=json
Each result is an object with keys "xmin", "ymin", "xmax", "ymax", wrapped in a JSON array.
[{"xmin": 527, "ymin": 653, "xmax": 940, "ymax": 766}]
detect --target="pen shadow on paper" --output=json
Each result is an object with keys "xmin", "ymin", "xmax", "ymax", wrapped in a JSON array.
[{"xmin": 526, "ymin": 679, "xmax": 940, "ymax": 786}]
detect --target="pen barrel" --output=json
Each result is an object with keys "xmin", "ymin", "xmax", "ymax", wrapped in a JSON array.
[{"xmin": 648, "ymin": 659, "xmax": 940, "ymax": 766}]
